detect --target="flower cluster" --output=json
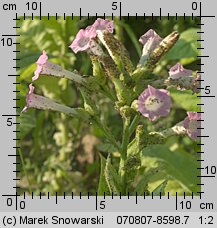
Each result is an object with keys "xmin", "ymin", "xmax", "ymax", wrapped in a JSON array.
[{"xmin": 23, "ymin": 18, "xmax": 200, "ymax": 140}]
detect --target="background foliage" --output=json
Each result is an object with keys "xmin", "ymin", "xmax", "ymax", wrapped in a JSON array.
[{"xmin": 17, "ymin": 16, "xmax": 201, "ymax": 195}]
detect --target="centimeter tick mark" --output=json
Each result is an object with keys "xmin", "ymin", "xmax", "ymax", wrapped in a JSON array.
[
  {"xmin": 175, "ymin": 192, "xmax": 178, "ymax": 210},
  {"xmin": 39, "ymin": 2, "xmax": 42, "ymax": 20},
  {"xmin": 95, "ymin": 192, "xmax": 98, "ymax": 210},
  {"xmin": 119, "ymin": 2, "xmax": 122, "ymax": 20}
]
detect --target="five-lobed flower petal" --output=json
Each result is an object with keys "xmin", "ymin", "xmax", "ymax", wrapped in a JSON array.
[
  {"xmin": 183, "ymin": 112, "xmax": 201, "ymax": 140},
  {"xmin": 169, "ymin": 63, "xmax": 192, "ymax": 79},
  {"xmin": 139, "ymin": 29, "xmax": 162, "ymax": 47},
  {"xmin": 69, "ymin": 27, "xmax": 96, "ymax": 53},
  {"xmin": 92, "ymin": 18, "xmax": 114, "ymax": 34},
  {"xmin": 137, "ymin": 85, "xmax": 171, "ymax": 121}
]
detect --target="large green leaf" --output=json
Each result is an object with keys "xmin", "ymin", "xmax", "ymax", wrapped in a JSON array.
[
  {"xmin": 170, "ymin": 89, "xmax": 201, "ymax": 112},
  {"xmin": 164, "ymin": 28, "xmax": 200, "ymax": 64},
  {"xmin": 98, "ymin": 154, "xmax": 111, "ymax": 196},
  {"xmin": 142, "ymin": 145, "xmax": 200, "ymax": 193}
]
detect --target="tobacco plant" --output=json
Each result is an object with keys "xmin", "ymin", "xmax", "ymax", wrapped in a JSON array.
[{"xmin": 22, "ymin": 18, "xmax": 201, "ymax": 195}]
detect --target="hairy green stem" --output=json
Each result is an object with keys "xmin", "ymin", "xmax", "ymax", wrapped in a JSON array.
[
  {"xmin": 129, "ymin": 114, "xmax": 140, "ymax": 137},
  {"xmin": 119, "ymin": 118, "xmax": 130, "ymax": 194}
]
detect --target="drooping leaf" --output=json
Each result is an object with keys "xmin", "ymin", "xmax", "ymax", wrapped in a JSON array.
[{"xmin": 142, "ymin": 144, "xmax": 200, "ymax": 193}]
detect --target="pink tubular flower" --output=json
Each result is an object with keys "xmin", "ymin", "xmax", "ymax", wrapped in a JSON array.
[
  {"xmin": 138, "ymin": 29, "xmax": 162, "ymax": 65},
  {"xmin": 22, "ymin": 84, "xmax": 81, "ymax": 117},
  {"xmin": 69, "ymin": 27, "xmax": 96, "ymax": 53},
  {"xmin": 32, "ymin": 51, "xmax": 85, "ymax": 84},
  {"xmin": 139, "ymin": 29, "xmax": 162, "ymax": 50},
  {"xmin": 22, "ymin": 83, "xmax": 35, "ymax": 112},
  {"xmin": 33, "ymin": 50, "xmax": 48, "ymax": 81},
  {"xmin": 169, "ymin": 63, "xmax": 192, "ymax": 79},
  {"xmin": 183, "ymin": 112, "xmax": 201, "ymax": 140},
  {"xmin": 92, "ymin": 18, "xmax": 114, "ymax": 33},
  {"xmin": 137, "ymin": 85, "xmax": 171, "ymax": 121}
]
